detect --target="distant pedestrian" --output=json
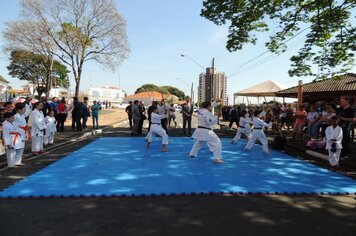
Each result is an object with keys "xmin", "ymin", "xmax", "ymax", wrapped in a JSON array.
[
  {"xmin": 168, "ymin": 104, "xmax": 177, "ymax": 128},
  {"xmin": 228, "ymin": 105, "xmax": 239, "ymax": 129},
  {"xmin": 182, "ymin": 97, "xmax": 193, "ymax": 136},
  {"xmin": 91, "ymin": 100, "xmax": 101, "ymax": 129}
]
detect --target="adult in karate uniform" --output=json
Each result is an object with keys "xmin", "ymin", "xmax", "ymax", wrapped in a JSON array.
[
  {"xmin": 31, "ymin": 102, "xmax": 47, "ymax": 155},
  {"xmin": 2, "ymin": 112, "xmax": 25, "ymax": 167},
  {"xmin": 325, "ymin": 115, "xmax": 343, "ymax": 167},
  {"xmin": 189, "ymin": 101, "xmax": 224, "ymax": 163},
  {"xmin": 232, "ymin": 110, "xmax": 252, "ymax": 143},
  {"xmin": 244, "ymin": 110, "xmax": 273, "ymax": 154},
  {"xmin": 146, "ymin": 106, "xmax": 169, "ymax": 152}
]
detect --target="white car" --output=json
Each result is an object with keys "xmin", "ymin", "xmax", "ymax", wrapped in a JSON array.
[
  {"xmin": 193, "ymin": 107, "xmax": 199, "ymax": 112},
  {"xmin": 175, "ymin": 106, "xmax": 182, "ymax": 112}
]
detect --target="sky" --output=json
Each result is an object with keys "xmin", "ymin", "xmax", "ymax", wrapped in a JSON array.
[{"xmin": 0, "ymin": 0, "xmax": 354, "ymax": 103}]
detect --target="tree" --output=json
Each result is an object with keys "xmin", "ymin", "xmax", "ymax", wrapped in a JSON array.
[
  {"xmin": 201, "ymin": 0, "xmax": 355, "ymax": 78},
  {"xmin": 7, "ymin": 50, "xmax": 69, "ymax": 96},
  {"xmin": 135, "ymin": 84, "xmax": 185, "ymax": 99},
  {"xmin": 160, "ymin": 86, "xmax": 185, "ymax": 100},
  {"xmin": 3, "ymin": 0, "xmax": 129, "ymax": 97}
]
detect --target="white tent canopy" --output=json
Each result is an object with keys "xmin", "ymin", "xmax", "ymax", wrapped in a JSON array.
[{"xmin": 233, "ymin": 80, "xmax": 285, "ymax": 105}]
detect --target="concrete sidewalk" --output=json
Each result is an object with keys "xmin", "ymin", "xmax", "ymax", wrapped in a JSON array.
[{"xmin": 0, "ymin": 109, "xmax": 129, "ymax": 169}]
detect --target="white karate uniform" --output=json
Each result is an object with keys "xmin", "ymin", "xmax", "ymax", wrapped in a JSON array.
[
  {"xmin": 325, "ymin": 125, "xmax": 343, "ymax": 166},
  {"xmin": 245, "ymin": 117, "xmax": 272, "ymax": 153},
  {"xmin": 44, "ymin": 116, "xmax": 57, "ymax": 145},
  {"xmin": 2, "ymin": 120, "xmax": 25, "ymax": 167},
  {"xmin": 232, "ymin": 115, "xmax": 253, "ymax": 142},
  {"xmin": 189, "ymin": 108, "xmax": 222, "ymax": 161},
  {"xmin": 146, "ymin": 113, "xmax": 169, "ymax": 144},
  {"xmin": 31, "ymin": 109, "xmax": 46, "ymax": 152}
]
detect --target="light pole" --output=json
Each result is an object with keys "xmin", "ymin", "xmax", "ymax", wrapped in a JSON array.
[{"xmin": 176, "ymin": 77, "xmax": 194, "ymax": 104}]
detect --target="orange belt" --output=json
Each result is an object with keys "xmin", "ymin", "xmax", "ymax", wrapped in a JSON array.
[
  {"xmin": 9, "ymin": 132, "xmax": 20, "ymax": 145},
  {"xmin": 20, "ymin": 126, "xmax": 32, "ymax": 139}
]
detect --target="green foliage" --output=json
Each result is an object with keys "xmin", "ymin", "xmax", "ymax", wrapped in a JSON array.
[
  {"xmin": 7, "ymin": 50, "xmax": 70, "ymax": 94},
  {"xmin": 135, "ymin": 84, "xmax": 185, "ymax": 99},
  {"xmin": 201, "ymin": 0, "xmax": 356, "ymax": 78}
]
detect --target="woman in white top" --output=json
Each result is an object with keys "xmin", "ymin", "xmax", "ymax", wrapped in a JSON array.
[
  {"xmin": 307, "ymin": 106, "xmax": 320, "ymax": 139},
  {"xmin": 189, "ymin": 101, "xmax": 224, "ymax": 163},
  {"xmin": 44, "ymin": 110, "xmax": 57, "ymax": 145},
  {"xmin": 146, "ymin": 106, "xmax": 169, "ymax": 152},
  {"xmin": 31, "ymin": 102, "xmax": 47, "ymax": 155}
]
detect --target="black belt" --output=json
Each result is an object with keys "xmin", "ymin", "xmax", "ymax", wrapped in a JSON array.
[
  {"xmin": 151, "ymin": 123, "xmax": 161, "ymax": 125},
  {"xmin": 198, "ymin": 126, "xmax": 211, "ymax": 130},
  {"xmin": 239, "ymin": 126, "xmax": 245, "ymax": 128},
  {"xmin": 254, "ymin": 127, "xmax": 263, "ymax": 129}
]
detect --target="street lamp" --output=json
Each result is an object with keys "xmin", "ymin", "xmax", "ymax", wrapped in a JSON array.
[
  {"xmin": 176, "ymin": 77, "xmax": 194, "ymax": 104},
  {"xmin": 181, "ymin": 54, "xmax": 205, "ymax": 70}
]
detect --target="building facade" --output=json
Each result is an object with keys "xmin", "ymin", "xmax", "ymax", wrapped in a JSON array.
[
  {"xmin": 89, "ymin": 86, "xmax": 126, "ymax": 106},
  {"xmin": 198, "ymin": 67, "xmax": 227, "ymax": 105}
]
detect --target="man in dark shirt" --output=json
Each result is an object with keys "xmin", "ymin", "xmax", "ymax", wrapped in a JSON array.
[
  {"xmin": 336, "ymin": 96, "xmax": 355, "ymax": 158},
  {"xmin": 125, "ymin": 101, "xmax": 133, "ymax": 129}
]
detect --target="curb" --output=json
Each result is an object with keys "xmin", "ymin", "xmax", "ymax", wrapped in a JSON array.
[{"xmin": 0, "ymin": 118, "xmax": 128, "ymax": 169}]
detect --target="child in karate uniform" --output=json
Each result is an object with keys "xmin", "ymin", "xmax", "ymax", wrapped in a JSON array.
[
  {"xmin": 44, "ymin": 110, "xmax": 57, "ymax": 145},
  {"xmin": 146, "ymin": 106, "xmax": 169, "ymax": 152},
  {"xmin": 231, "ymin": 110, "xmax": 252, "ymax": 143},
  {"xmin": 325, "ymin": 115, "xmax": 343, "ymax": 168},
  {"xmin": 2, "ymin": 112, "xmax": 25, "ymax": 167},
  {"xmin": 189, "ymin": 101, "xmax": 224, "ymax": 163},
  {"xmin": 244, "ymin": 110, "xmax": 273, "ymax": 154}
]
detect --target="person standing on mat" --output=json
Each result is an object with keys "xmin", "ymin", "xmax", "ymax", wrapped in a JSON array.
[
  {"xmin": 157, "ymin": 99, "xmax": 169, "ymax": 134},
  {"xmin": 244, "ymin": 110, "xmax": 273, "ymax": 154},
  {"xmin": 146, "ymin": 106, "xmax": 169, "ymax": 152},
  {"xmin": 189, "ymin": 101, "xmax": 224, "ymax": 163},
  {"xmin": 231, "ymin": 110, "xmax": 252, "ymax": 143},
  {"xmin": 325, "ymin": 115, "xmax": 343, "ymax": 168},
  {"xmin": 2, "ymin": 112, "xmax": 25, "ymax": 167},
  {"xmin": 131, "ymin": 100, "xmax": 141, "ymax": 135},
  {"xmin": 182, "ymin": 97, "xmax": 193, "ymax": 136}
]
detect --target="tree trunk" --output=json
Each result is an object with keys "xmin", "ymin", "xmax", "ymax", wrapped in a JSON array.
[
  {"xmin": 75, "ymin": 77, "xmax": 80, "ymax": 98},
  {"xmin": 45, "ymin": 56, "xmax": 54, "ymax": 98}
]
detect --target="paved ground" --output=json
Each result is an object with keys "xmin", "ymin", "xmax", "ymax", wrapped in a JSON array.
[{"xmin": 0, "ymin": 111, "xmax": 355, "ymax": 236}]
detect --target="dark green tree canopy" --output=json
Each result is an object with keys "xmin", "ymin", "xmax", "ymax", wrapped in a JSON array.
[
  {"xmin": 135, "ymin": 84, "xmax": 185, "ymax": 100},
  {"xmin": 7, "ymin": 50, "xmax": 69, "ymax": 95},
  {"xmin": 201, "ymin": 0, "xmax": 355, "ymax": 78}
]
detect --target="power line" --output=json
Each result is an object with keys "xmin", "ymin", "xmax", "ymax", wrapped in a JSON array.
[{"xmin": 227, "ymin": 27, "xmax": 310, "ymax": 78}]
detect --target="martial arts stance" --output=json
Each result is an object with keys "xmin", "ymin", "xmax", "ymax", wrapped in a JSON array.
[
  {"xmin": 44, "ymin": 110, "xmax": 57, "ymax": 145},
  {"xmin": 189, "ymin": 101, "xmax": 224, "ymax": 163},
  {"xmin": 2, "ymin": 112, "xmax": 25, "ymax": 167},
  {"xmin": 146, "ymin": 106, "xmax": 169, "ymax": 152},
  {"xmin": 325, "ymin": 115, "xmax": 343, "ymax": 168},
  {"xmin": 231, "ymin": 110, "xmax": 252, "ymax": 143},
  {"xmin": 244, "ymin": 110, "xmax": 272, "ymax": 154},
  {"xmin": 31, "ymin": 102, "xmax": 47, "ymax": 155}
]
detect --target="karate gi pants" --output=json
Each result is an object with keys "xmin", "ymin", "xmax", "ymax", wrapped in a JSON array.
[
  {"xmin": 32, "ymin": 135, "xmax": 44, "ymax": 152},
  {"xmin": 245, "ymin": 130, "xmax": 269, "ymax": 153},
  {"xmin": 44, "ymin": 132, "xmax": 55, "ymax": 145},
  {"xmin": 146, "ymin": 125, "xmax": 169, "ymax": 144},
  {"xmin": 189, "ymin": 132, "xmax": 222, "ymax": 160},
  {"xmin": 232, "ymin": 128, "xmax": 251, "ymax": 142},
  {"xmin": 6, "ymin": 148, "xmax": 24, "ymax": 167},
  {"xmin": 328, "ymin": 149, "xmax": 341, "ymax": 166}
]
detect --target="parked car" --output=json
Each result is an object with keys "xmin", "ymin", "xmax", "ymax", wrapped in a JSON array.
[
  {"xmin": 175, "ymin": 106, "xmax": 182, "ymax": 112},
  {"xmin": 193, "ymin": 107, "xmax": 199, "ymax": 112}
]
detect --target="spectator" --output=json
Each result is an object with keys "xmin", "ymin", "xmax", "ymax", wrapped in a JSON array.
[
  {"xmin": 168, "ymin": 104, "xmax": 177, "ymax": 128},
  {"xmin": 138, "ymin": 101, "xmax": 146, "ymax": 134},
  {"xmin": 125, "ymin": 101, "xmax": 133, "ymax": 129},
  {"xmin": 56, "ymin": 98, "xmax": 67, "ymax": 132},
  {"xmin": 40, "ymin": 97, "xmax": 50, "ymax": 117},
  {"xmin": 158, "ymin": 99, "xmax": 170, "ymax": 134},
  {"xmin": 82, "ymin": 100, "xmax": 90, "ymax": 129},
  {"xmin": 131, "ymin": 100, "xmax": 140, "ymax": 135},
  {"xmin": 307, "ymin": 106, "xmax": 320, "ymax": 139},
  {"xmin": 285, "ymin": 104, "xmax": 294, "ymax": 131},
  {"xmin": 336, "ymin": 96, "xmax": 355, "ymax": 158},
  {"xmin": 3, "ymin": 102, "xmax": 13, "ymax": 113},
  {"xmin": 23, "ymin": 97, "xmax": 32, "ymax": 124},
  {"xmin": 292, "ymin": 105, "xmax": 307, "ymax": 140},
  {"xmin": 181, "ymin": 97, "xmax": 193, "ymax": 136},
  {"xmin": 228, "ymin": 105, "xmax": 239, "ymax": 129},
  {"xmin": 72, "ymin": 97, "xmax": 83, "ymax": 131},
  {"xmin": 91, "ymin": 100, "xmax": 101, "ymax": 129},
  {"xmin": 320, "ymin": 104, "xmax": 336, "ymax": 138}
]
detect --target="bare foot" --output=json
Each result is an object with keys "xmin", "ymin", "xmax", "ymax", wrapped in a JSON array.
[
  {"xmin": 146, "ymin": 142, "xmax": 151, "ymax": 149},
  {"xmin": 213, "ymin": 159, "xmax": 224, "ymax": 163},
  {"xmin": 161, "ymin": 147, "xmax": 167, "ymax": 152}
]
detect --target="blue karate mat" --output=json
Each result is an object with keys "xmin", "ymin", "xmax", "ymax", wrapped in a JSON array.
[{"xmin": 0, "ymin": 137, "xmax": 355, "ymax": 197}]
